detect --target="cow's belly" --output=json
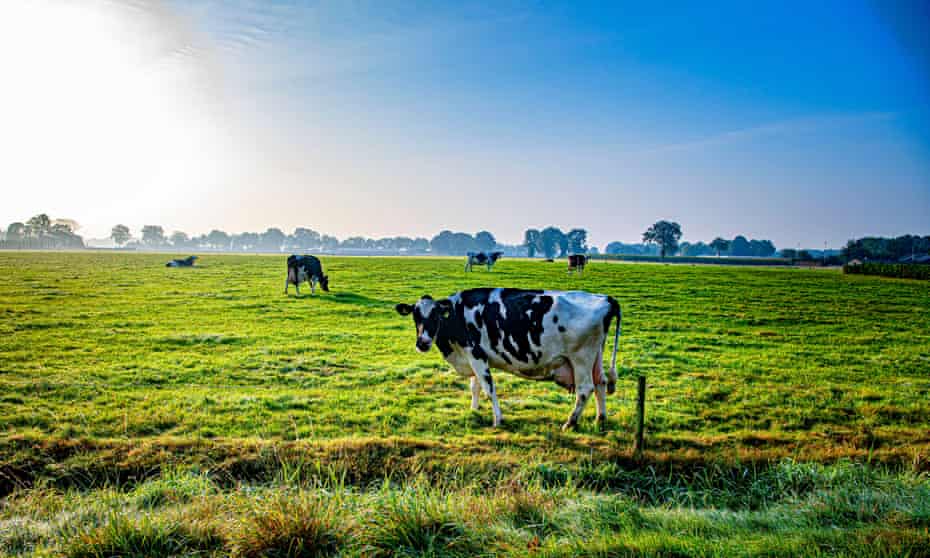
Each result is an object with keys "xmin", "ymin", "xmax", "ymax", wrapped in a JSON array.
[{"xmin": 489, "ymin": 353, "xmax": 566, "ymax": 380}]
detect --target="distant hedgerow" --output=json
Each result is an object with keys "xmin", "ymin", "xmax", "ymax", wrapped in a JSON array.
[{"xmin": 844, "ymin": 262, "xmax": 930, "ymax": 280}]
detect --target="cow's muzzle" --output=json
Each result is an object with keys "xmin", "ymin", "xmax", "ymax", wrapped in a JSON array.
[{"xmin": 416, "ymin": 339, "xmax": 432, "ymax": 352}]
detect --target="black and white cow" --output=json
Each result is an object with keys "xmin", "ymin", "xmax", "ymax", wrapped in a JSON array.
[
  {"xmin": 166, "ymin": 256, "xmax": 197, "ymax": 267},
  {"xmin": 285, "ymin": 255, "xmax": 330, "ymax": 296},
  {"xmin": 465, "ymin": 251, "xmax": 503, "ymax": 272},
  {"xmin": 395, "ymin": 288, "xmax": 621, "ymax": 430}
]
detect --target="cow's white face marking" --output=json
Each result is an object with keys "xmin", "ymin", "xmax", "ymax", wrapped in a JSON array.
[{"xmin": 414, "ymin": 298, "xmax": 437, "ymax": 351}]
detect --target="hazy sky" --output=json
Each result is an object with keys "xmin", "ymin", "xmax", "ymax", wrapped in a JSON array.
[{"xmin": 1, "ymin": 1, "xmax": 928, "ymax": 249}]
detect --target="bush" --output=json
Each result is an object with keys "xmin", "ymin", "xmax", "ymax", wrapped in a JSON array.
[{"xmin": 844, "ymin": 263, "xmax": 930, "ymax": 280}]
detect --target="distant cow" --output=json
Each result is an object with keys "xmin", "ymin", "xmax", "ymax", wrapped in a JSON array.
[
  {"xmin": 285, "ymin": 255, "xmax": 330, "ymax": 296},
  {"xmin": 166, "ymin": 256, "xmax": 197, "ymax": 267},
  {"xmin": 465, "ymin": 251, "xmax": 503, "ymax": 272},
  {"xmin": 568, "ymin": 254, "xmax": 588, "ymax": 274},
  {"xmin": 395, "ymin": 288, "xmax": 622, "ymax": 430}
]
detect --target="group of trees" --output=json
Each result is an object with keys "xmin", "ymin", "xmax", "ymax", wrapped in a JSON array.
[
  {"xmin": 841, "ymin": 235, "xmax": 930, "ymax": 262},
  {"xmin": 522, "ymin": 227, "xmax": 588, "ymax": 259},
  {"xmin": 110, "ymin": 224, "xmax": 433, "ymax": 254},
  {"xmin": 602, "ymin": 221, "xmax": 778, "ymax": 258},
  {"xmin": 1, "ymin": 214, "xmax": 85, "ymax": 249}
]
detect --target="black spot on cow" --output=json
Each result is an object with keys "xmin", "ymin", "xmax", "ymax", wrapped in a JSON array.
[
  {"xmin": 482, "ymin": 369, "xmax": 494, "ymax": 393},
  {"xmin": 552, "ymin": 315, "xmax": 558, "ymax": 324},
  {"xmin": 558, "ymin": 325, "xmax": 566, "ymax": 332},
  {"xmin": 472, "ymin": 344, "xmax": 488, "ymax": 361}
]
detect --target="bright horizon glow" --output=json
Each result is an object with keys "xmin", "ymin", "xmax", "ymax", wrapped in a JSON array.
[{"xmin": 1, "ymin": 1, "xmax": 928, "ymax": 250}]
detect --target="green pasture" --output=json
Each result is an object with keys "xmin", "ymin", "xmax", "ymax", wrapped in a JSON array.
[{"xmin": 1, "ymin": 251, "xmax": 928, "ymax": 556}]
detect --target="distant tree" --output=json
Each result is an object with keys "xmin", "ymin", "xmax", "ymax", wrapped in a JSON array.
[
  {"xmin": 710, "ymin": 237, "xmax": 729, "ymax": 256},
  {"xmin": 780, "ymin": 248, "xmax": 798, "ymax": 260},
  {"xmin": 411, "ymin": 237, "xmax": 429, "ymax": 252},
  {"xmin": 26, "ymin": 214, "xmax": 51, "ymax": 241},
  {"xmin": 605, "ymin": 241, "xmax": 655, "ymax": 255},
  {"xmin": 53, "ymin": 218, "xmax": 80, "ymax": 233},
  {"xmin": 206, "ymin": 229, "xmax": 231, "ymax": 250},
  {"xmin": 291, "ymin": 227, "xmax": 321, "ymax": 250},
  {"xmin": 341, "ymin": 236, "xmax": 369, "ymax": 249},
  {"xmin": 797, "ymin": 250, "xmax": 814, "ymax": 261},
  {"xmin": 642, "ymin": 221, "xmax": 682, "ymax": 258},
  {"xmin": 259, "ymin": 228, "xmax": 286, "ymax": 251},
  {"xmin": 233, "ymin": 232, "xmax": 260, "ymax": 251},
  {"xmin": 566, "ymin": 228, "xmax": 588, "ymax": 254},
  {"xmin": 729, "ymin": 235, "xmax": 752, "ymax": 257},
  {"xmin": 523, "ymin": 229, "xmax": 541, "ymax": 258},
  {"xmin": 141, "ymin": 225, "xmax": 165, "ymax": 246},
  {"xmin": 321, "ymin": 235, "xmax": 340, "ymax": 251},
  {"xmin": 588, "ymin": 246, "xmax": 600, "ymax": 256},
  {"xmin": 540, "ymin": 227, "xmax": 564, "ymax": 259},
  {"xmin": 111, "ymin": 224, "xmax": 131, "ymax": 246},
  {"xmin": 6, "ymin": 222, "xmax": 26, "ymax": 243},
  {"xmin": 430, "ymin": 230, "xmax": 476, "ymax": 255},
  {"xmin": 169, "ymin": 231, "xmax": 190, "ymax": 248},
  {"xmin": 475, "ymin": 231, "xmax": 497, "ymax": 252}
]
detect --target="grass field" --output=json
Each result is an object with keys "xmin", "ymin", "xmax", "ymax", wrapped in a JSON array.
[{"xmin": 1, "ymin": 251, "xmax": 929, "ymax": 556}]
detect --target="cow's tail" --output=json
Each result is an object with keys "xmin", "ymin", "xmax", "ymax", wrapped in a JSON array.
[{"xmin": 606, "ymin": 296, "xmax": 622, "ymax": 395}]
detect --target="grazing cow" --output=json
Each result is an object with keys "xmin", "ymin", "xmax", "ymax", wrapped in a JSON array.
[
  {"xmin": 465, "ymin": 251, "xmax": 503, "ymax": 272},
  {"xmin": 395, "ymin": 288, "xmax": 621, "ymax": 430},
  {"xmin": 166, "ymin": 256, "xmax": 197, "ymax": 267},
  {"xmin": 285, "ymin": 255, "xmax": 330, "ymax": 296},
  {"xmin": 568, "ymin": 254, "xmax": 588, "ymax": 274}
]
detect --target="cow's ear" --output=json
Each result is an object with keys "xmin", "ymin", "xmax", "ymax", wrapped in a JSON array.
[
  {"xmin": 395, "ymin": 303, "xmax": 414, "ymax": 316},
  {"xmin": 437, "ymin": 299, "xmax": 453, "ymax": 319}
]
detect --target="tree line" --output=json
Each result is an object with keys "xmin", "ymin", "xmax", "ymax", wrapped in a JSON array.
[
  {"xmin": 841, "ymin": 235, "xmax": 930, "ymax": 262},
  {"xmin": 600, "ymin": 221, "xmax": 777, "ymax": 258},
  {"xmin": 104, "ymin": 224, "xmax": 534, "ymax": 256},
  {"xmin": 1, "ymin": 214, "xmax": 85, "ymax": 249}
]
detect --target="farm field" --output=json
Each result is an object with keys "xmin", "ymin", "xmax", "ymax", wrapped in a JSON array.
[{"xmin": 1, "ymin": 251, "xmax": 929, "ymax": 556}]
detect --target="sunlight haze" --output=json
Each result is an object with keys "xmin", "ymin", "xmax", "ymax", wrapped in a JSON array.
[{"xmin": 1, "ymin": 0, "xmax": 928, "ymax": 249}]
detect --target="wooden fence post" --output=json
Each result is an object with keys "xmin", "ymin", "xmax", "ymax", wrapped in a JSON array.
[{"xmin": 634, "ymin": 375, "xmax": 646, "ymax": 456}]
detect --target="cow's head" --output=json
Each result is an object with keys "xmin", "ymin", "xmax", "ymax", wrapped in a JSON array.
[
  {"xmin": 320, "ymin": 274, "xmax": 330, "ymax": 292},
  {"xmin": 395, "ymin": 295, "xmax": 453, "ymax": 352}
]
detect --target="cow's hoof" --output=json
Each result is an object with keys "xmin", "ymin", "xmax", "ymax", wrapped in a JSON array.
[
  {"xmin": 596, "ymin": 415, "xmax": 607, "ymax": 431},
  {"xmin": 607, "ymin": 382, "xmax": 616, "ymax": 395},
  {"xmin": 561, "ymin": 421, "xmax": 578, "ymax": 432}
]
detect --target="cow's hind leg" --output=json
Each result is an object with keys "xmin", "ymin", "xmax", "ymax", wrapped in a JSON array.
[
  {"xmin": 563, "ymin": 353, "xmax": 597, "ymax": 431},
  {"xmin": 470, "ymin": 376, "xmax": 481, "ymax": 410},
  {"xmin": 593, "ymin": 350, "xmax": 608, "ymax": 427}
]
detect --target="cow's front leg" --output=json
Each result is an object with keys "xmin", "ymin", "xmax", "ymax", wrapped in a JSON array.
[
  {"xmin": 294, "ymin": 282, "xmax": 300, "ymax": 297},
  {"xmin": 470, "ymin": 376, "xmax": 480, "ymax": 410},
  {"xmin": 467, "ymin": 355, "xmax": 502, "ymax": 426},
  {"xmin": 284, "ymin": 279, "xmax": 289, "ymax": 295},
  {"xmin": 310, "ymin": 278, "xmax": 316, "ymax": 296}
]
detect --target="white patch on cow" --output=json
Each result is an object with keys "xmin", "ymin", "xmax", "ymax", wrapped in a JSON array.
[
  {"xmin": 489, "ymin": 289, "xmax": 507, "ymax": 319},
  {"xmin": 416, "ymin": 297, "xmax": 436, "ymax": 316}
]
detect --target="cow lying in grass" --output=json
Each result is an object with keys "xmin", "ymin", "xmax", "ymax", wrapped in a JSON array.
[
  {"xmin": 396, "ymin": 288, "xmax": 621, "ymax": 430},
  {"xmin": 166, "ymin": 256, "xmax": 197, "ymax": 267}
]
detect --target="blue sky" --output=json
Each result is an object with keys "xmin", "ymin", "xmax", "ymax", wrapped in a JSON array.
[{"xmin": 2, "ymin": 0, "xmax": 928, "ymax": 248}]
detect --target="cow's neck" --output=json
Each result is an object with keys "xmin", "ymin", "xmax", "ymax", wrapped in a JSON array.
[{"xmin": 435, "ymin": 314, "xmax": 465, "ymax": 358}]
